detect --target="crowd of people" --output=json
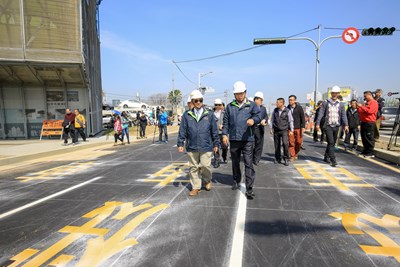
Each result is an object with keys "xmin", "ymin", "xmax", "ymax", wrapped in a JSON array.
[{"xmin": 176, "ymin": 81, "xmax": 384, "ymax": 199}]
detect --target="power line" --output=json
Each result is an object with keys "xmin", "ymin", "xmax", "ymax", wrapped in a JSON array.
[{"xmin": 172, "ymin": 61, "xmax": 197, "ymax": 84}]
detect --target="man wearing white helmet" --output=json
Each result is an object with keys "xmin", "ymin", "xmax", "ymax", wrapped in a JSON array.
[
  {"xmin": 222, "ymin": 81, "xmax": 261, "ymax": 199},
  {"xmin": 187, "ymin": 95, "xmax": 194, "ymax": 110},
  {"xmin": 253, "ymin": 91, "xmax": 268, "ymax": 165},
  {"xmin": 177, "ymin": 90, "xmax": 220, "ymax": 196},
  {"xmin": 316, "ymin": 86, "xmax": 349, "ymax": 167},
  {"xmin": 213, "ymin": 98, "xmax": 228, "ymax": 165}
]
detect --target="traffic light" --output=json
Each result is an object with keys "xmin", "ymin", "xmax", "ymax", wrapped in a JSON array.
[
  {"xmin": 361, "ymin": 27, "xmax": 396, "ymax": 36},
  {"xmin": 253, "ymin": 38, "xmax": 287, "ymax": 45}
]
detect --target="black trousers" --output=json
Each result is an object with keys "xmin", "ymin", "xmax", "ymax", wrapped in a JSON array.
[
  {"xmin": 140, "ymin": 124, "xmax": 146, "ymax": 137},
  {"xmin": 313, "ymin": 125, "xmax": 325, "ymax": 142},
  {"xmin": 324, "ymin": 126, "xmax": 339, "ymax": 161},
  {"xmin": 63, "ymin": 125, "xmax": 75, "ymax": 143},
  {"xmin": 361, "ymin": 122, "xmax": 375, "ymax": 155},
  {"xmin": 273, "ymin": 130, "xmax": 289, "ymax": 160},
  {"xmin": 344, "ymin": 127, "xmax": 359, "ymax": 148},
  {"xmin": 215, "ymin": 134, "xmax": 228, "ymax": 161},
  {"xmin": 253, "ymin": 126, "xmax": 264, "ymax": 164},
  {"xmin": 74, "ymin": 128, "xmax": 86, "ymax": 142},
  {"xmin": 230, "ymin": 141, "xmax": 255, "ymax": 190}
]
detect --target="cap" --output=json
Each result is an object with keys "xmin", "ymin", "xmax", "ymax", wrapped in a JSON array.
[
  {"xmin": 214, "ymin": 98, "xmax": 222, "ymax": 105},
  {"xmin": 190, "ymin": 90, "xmax": 203, "ymax": 100},
  {"xmin": 233, "ymin": 81, "xmax": 246, "ymax": 93},
  {"xmin": 187, "ymin": 95, "xmax": 191, "ymax": 103},
  {"xmin": 331, "ymin": 86, "xmax": 341, "ymax": 93},
  {"xmin": 254, "ymin": 91, "xmax": 264, "ymax": 99}
]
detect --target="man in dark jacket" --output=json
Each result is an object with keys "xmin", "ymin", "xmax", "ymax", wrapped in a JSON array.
[
  {"xmin": 270, "ymin": 98, "xmax": 294, "ymax": 166},
  {"xmin": 288, "ymin": 95, "xmax": 306, "ymax": 161},
  {"xmin": 316, "ymin": 86, "xmax": 349, "ymax": 167},
  {"xmin": 374, "ymin": 89, "xmax": 385, "ymax": 141},
  {"xmin": 177, "ymin": 90, "xmax": 219, "ymax": 196},
  {"xmin": 313, "ymin": 101, "xmax": 325, "ymax": 143},
  {"xmin": 344, "ymin": 99, "xmax": 360, "ymax": 151},
  {"xmin": 222, "ymin": 81, "xmax": 261, "ymax": 199},
  {"xmin": 62, "ymin": 108, "xmax": 76, "ymax": 145},
  {"xmin": 253, "ymin": 91, "xmax": 268, "ymax": 165}
]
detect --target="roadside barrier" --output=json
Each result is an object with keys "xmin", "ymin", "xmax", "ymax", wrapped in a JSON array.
[{"xmin": 40, "ymin": 120, "xmax": 63, "ymax": 140}]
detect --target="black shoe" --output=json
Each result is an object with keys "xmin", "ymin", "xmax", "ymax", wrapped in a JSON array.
[
  {"xmin": 213, "ymin": 159, "xmax": 220, "ymax": 168},
  {"xmin": 301, "ymin": 146, "xmax": 306, "ymax": 150},
  {"xmin": 232, "ymin": 181, "xmax": 239, "ymax": 190},
  {"xmin": 246, "ymin": 190, "xmax": 255, "ymax": 199},
  {"xmin": 331, "ymin": 160, "xmax": 337, "ymax": 167},
  {"xmin": 323, "ymin": 157, "xmax": 331, "ymax": 164},
  {"xmin": 283, "ymin": 159, "xmax": 289, "ymax": 166},
  {"xmin": 274, "ymin": 158, "xmax": 282, "ymax": 164}
]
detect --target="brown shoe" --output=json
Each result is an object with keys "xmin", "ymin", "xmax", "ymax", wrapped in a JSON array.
[
  {"xmin": 205, "ymin": 181, "xmax": 212, "ymax": 191},
  {"xmin": 289, "ymin": 157, "xmax": 295, "ymax": 162},
  {"xmin": 188, "ymin": 189, "xmax": 200, "ymax": 196}
]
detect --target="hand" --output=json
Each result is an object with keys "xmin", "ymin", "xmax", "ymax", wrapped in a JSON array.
[
  {"xmin": 357, "ymin": 103, "xmax": 363, "ymax": 108},
  {"xmin": 357, "ymin": 125, "xmax": 361, "ymax": 131},
  {"xmin": 222, "ymin": 135, "xmax": 229, "ymax": 146},
  {"xmin": 247, "ymin": 119, "xmax": 254, "ymax": 126},
  {"xmin": 288, "ymin": 131, "xmax": 293, "ymax": 136},
  {"xmin": 213, "ymin": 146, "xmax": 219, "ymax": 153},
  {"xmin": 260, "ymin": 119, "xmax": 267, "ymax": 126},
  {"xmin": 316, "ymin": 126, "xmax": 320, "ymax": 131},
  {"xmin": 178, "ymin": 146, "xmax": 184, "ymax": 153},
  {"xmin": 218, "ymin": 125, "xmax": 223, "ymax": 130},
  {"xmin": 302, "ymin": 128, "xmax": 306, "ymax": 134},
  {"xmin": 344, "ymin": 126, "xmax": 349, "ymax": 134}
]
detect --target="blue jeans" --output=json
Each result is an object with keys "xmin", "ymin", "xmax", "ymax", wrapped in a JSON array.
[
  {"xmin": 121, "ymin": 126, "xmax": 130, "ymax": 143},
  {"xmin": 158, "ymin": 124, "xmax": 168, "ymax": 142},
  {"xmin": 344, "ymin": 127, "xmax": 359, "ymax": 148}
]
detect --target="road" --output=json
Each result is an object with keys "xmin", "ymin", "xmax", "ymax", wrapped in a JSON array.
[{"xmin": 0, "ymin": 131, "xmax": 399, "ymax": 267}]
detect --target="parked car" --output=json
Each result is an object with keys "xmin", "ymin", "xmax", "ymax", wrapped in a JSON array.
[
  {"xmin": 118, "ymin": 99, "xmax": 148, "ymax": 110},
  {"xmin": 103, "ymin": 104, "xmax": 114, "ymax": 110},
  {"xmin": 380, "ymin": 107, "xmax": 398, "ymax": 128}
]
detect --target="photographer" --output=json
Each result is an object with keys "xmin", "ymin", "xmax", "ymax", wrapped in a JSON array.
[
  {"xmin": 157, "ymin": 106, "xmax": 169, "ymax": 144},
  {"xmin": 357, "ymin": 91, "xmax": 379, "ymax": 158}
]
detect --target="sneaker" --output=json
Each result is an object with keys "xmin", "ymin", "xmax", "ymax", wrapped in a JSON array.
[
  {"xmin": 331, "ymin": 161, "xmax": 337, "ymax": 167},
  {"xmin": 232, "ymin": 181, "xmax": 239, "ymax": 190},
  {"xmin": 165, "ymin": 141, "xmax": 168, "ymax": 144},
  {"xmin": 283, "ymin": 159, "xmax": 289, "ymax": 166},
  {"xmin": 364, "ymin": 154, "xmax": 375, "ymax": 159},
  {"xmin": 245, "ymin": 190, "xmax": 255, "ymax": 199},
  {"xmin": 323, "ymin": 157, "xmax": 331, "ymax": 164},
  {"xmin": 72, "ymin": 143, "xmax": 77, "ymax": 146},
  {"xmin": 156, "ymin": 141, "xmax": 162, "ymax": 144}
]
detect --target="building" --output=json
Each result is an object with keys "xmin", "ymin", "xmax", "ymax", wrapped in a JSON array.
[{"xmin": 0, "ymin": 0, "xmax": 102, "ymax": 139}]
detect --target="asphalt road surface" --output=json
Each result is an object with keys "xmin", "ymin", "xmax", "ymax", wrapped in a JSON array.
[{"xmin": 0, "ymin": 131, "xmax": 399, "ymax": 267}]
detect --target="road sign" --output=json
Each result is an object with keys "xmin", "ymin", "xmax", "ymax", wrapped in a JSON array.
[
  {"xmin": 342, "ymin": 27, "xmax": 360, "ymax": 44},
  {"xmin": 388, "ymin": 92, "xmax": 399, "ymax": 97},
  {"xmin": 388, "ymin": 92, "xmax": 393, "ymax": 96}
]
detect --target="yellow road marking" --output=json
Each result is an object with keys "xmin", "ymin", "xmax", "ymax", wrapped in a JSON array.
[
  {"xmin": 330, "ymin": 212, "xmax": 400, "ymax": 263},
  {"xmin": 48, "ymin": 254, "xmax": 74, "ymax": 266},
  {"xmin": 294, "ymin": 161, "xmax": 372, "ymax": 191},
  {"xmin": 143, "ymin": 162, "xmax": 189, "ymax": 186},
  {"xmin": 9, "ymin": 248, "xmax": 39, "ymax": 267}
]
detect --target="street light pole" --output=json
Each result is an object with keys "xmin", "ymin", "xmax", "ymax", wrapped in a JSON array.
[{"xmin": 198, "ymin": 71, "xmax": 213, "ymax": 94}]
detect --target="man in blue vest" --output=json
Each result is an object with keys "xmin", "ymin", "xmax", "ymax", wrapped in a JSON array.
[
  {"xmin": 157, "ymin": 106, "xmax": 169, "ymax": 144},
  {"xmin": 222, "ymin": 81, "xmax": 261, "ymax": 199},
  {"xmin": 177, "ymin": 90, "xmax": 220, "ymax": 196}
]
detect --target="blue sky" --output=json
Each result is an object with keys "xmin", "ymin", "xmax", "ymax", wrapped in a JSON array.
[{"xmin": 99, "ymin": 0, "xmax": 400, "ymax": 105}]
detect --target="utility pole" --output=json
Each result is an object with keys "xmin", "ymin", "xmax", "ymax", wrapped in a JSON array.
[{"xmin": 224, "ymin": 89, "xmax": 228, "ymax": 105}]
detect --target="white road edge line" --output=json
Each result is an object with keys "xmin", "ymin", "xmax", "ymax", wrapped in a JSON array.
[
  {"xmin": 0, "ymin": 176, "xmax": 103, "ymax": 220},
  {"xmin": 229, "ymin": 183, "xmax": 247, "ymax": 267}
]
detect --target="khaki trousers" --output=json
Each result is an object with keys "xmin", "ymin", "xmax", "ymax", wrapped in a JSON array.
[{"xmin": 187, "ymin": 152, "xmax": 212, "ymax": 190}]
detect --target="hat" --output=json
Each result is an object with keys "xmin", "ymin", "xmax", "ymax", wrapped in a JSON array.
[
  {"xmin": 112, "ymin": 110, "xmax": 121, "ymax": 115},
  {"xmin": 233, "ymin": 81, "xmax": 246, "ymax": 93},
  {"xmin": 248, "ymin": 97, "xmax": 254, "ymax": 102},
  {"xmin": 214, "ymin": 98, "xmax": 222, "ymax": 105},
  {"xmin": 190, "ymin": 90, "xmax": 203, "ymax": 100},
  {"xmin": 187, "ymin": 95, "xmax": 192, "ymax": 103},
  {"xmin": 254, "ymin": 91, "xmax": 264, "ymax": 99},
  {"xmin": 331, "ymin": 86, "xmax": 341, "ymax": 93}
]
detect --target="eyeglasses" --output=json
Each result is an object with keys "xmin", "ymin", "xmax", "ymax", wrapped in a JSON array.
[
  {"xmin": 193, "ymin": 99, "xmax": 203, "ymax": 103},
  {"xmin": 215, "ymin": 104, "xmax": 222, "ymax": 106}
]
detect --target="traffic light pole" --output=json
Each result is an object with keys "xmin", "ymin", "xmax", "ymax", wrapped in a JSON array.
[{"xmin": 287, "ymin": 26, "xmax": 341, "ymax": 106}]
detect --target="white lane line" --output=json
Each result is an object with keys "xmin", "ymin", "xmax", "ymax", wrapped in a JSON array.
[
  {"xmin": 229, "ymin": 183, "xmax": 247, "ymax": 267},
  {"xmin": 0, "ymin": 176, "xmax": 103, "ymax": 220}
]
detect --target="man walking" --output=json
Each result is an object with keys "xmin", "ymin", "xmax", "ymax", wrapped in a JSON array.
[
  {"xmin": 177, "ymin": 90, "xmax": 219, "ymax": 196},
  {"xmin": 62, "ymin": 108, "xmax": 76, "ymax": 145},
  {"xmin": 213, "ymin": 98, "xmax": 228, "ymax": 164},
  {"xmin": 74, "ymin": 109, "xmax": 87, "ymax": 143},
  {"xmin": 222, "ymin": 81, "xmax": 260, "ymax": 199},
  {"xmin": 157, "ymin": 106, "xmax": 169, "ymax": 144},
  {"xmin": 316, "ymin": 86, "xmax": 349, "ymax": 167},
  {"xmin": 270, "ymin": 98, "xmax": 294, "ymax": 166},
  {"xmin": 313, "ymin": 101, "xmax": 325, "ymax": 143},
  {"xmin": 344, "ymin": 100, "xmax": 360, "ymax": 151},
  {"xmin": 288, "ymin": 95, "xmax": 306, "ymax": 161},
  {"xmin": 358, "ymin": 91, "xmax": 379, "ymax": 158},
  {"xmin": 253, "ymin": 92, "xmax": 268, "ymax": 165},
  {"xmin": 374, "ymin": 89, "xmax": 385, "ymax": 141}
]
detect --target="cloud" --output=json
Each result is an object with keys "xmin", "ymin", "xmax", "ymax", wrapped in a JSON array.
[{"xmin": 101, "ymin": 30, "xmax": 170, "ymax": 64}]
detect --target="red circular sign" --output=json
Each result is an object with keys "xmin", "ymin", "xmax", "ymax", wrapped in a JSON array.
[
  {"xmin": 342, "ymin": 27, "xmax": 360, "ymax": 44},
  {"xmin": 388, "ymin": 92, "xmax": 392, "ymax": 96}
]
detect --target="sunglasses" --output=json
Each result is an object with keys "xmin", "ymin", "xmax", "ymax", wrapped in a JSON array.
[
  {"xmin": 193, "ymin": 99, "xmax": 203, "ymax": 103},
  {"xmin": 215, "ymin": 104, "xmax": 222, "ymax": 106}
]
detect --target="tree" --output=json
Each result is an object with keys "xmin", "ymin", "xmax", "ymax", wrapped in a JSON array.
[
  {"xmin": 148, "ymin": 93, "xmax": 168, "ymax": 106},
  {"xmin": 168, "ymin": 89, "xmax": 182, "ymax": 107}
]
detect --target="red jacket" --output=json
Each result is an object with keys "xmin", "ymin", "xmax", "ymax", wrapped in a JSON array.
[{"xmin": 358, "ymin": 99, "xmax": 378, "ymax": 123}]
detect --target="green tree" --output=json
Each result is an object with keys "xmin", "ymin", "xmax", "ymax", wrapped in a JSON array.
[{"xmin": 168, "ymin": 89, "xmax": 182, "ymax": 107}]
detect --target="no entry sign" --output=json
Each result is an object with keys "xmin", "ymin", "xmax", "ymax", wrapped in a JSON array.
[{"xmin": 342, "ymin": 27, "xmax": 360, "ymax": 44}]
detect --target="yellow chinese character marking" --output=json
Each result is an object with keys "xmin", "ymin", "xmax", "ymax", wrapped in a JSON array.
[
  {"xmin": 294, "ymin": 161, "xmax": 374, "ymax": 191},
  {"xmin": 143, "ymin": 162, "xmax": 189, "ymax": 186},
  {"xmin": 330, "ymin": 212, "xmax": 400, "ymax": 263},
  {"xmin": 9, "ymin": 201, "xmax": 169, "ymax": 267},
  {"xmin": 16, "ymin": 162, "xmax": 96, "ymax": 182}
]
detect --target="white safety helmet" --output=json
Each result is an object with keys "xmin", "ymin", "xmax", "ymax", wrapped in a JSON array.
[
  {"xmin": 248, "ymin": 97, "xmax": 254, "ymax": 102},
  {"xmin": 214, "ymin": 98, "xmax": 222, "ymax": 105},
  {"xmin": 187, "ymin": 95, "xmax": 191, "ymax": 103},
  {"xmin": 233, "ymin": 81, "xmax": 247, "ymax": 93},
  {"xmin": 254, "ymin": 91, "xmax": 264, "ymax": 100},
  {"xmin": 190, "ymin": 90, "xmax": 203, "ymax": 100},
  {"xmin": 331, "ymin": 86, "xmax": 341, "ymax": 93}
]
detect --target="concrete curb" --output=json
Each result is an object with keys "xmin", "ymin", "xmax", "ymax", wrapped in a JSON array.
[
  {"xmin": 0, "ymin": 129, "xmax": 180, "ymax": 166},
  {"xmin": 305, "ymin": 131, "xmax": 400, "ymax": 166}
]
